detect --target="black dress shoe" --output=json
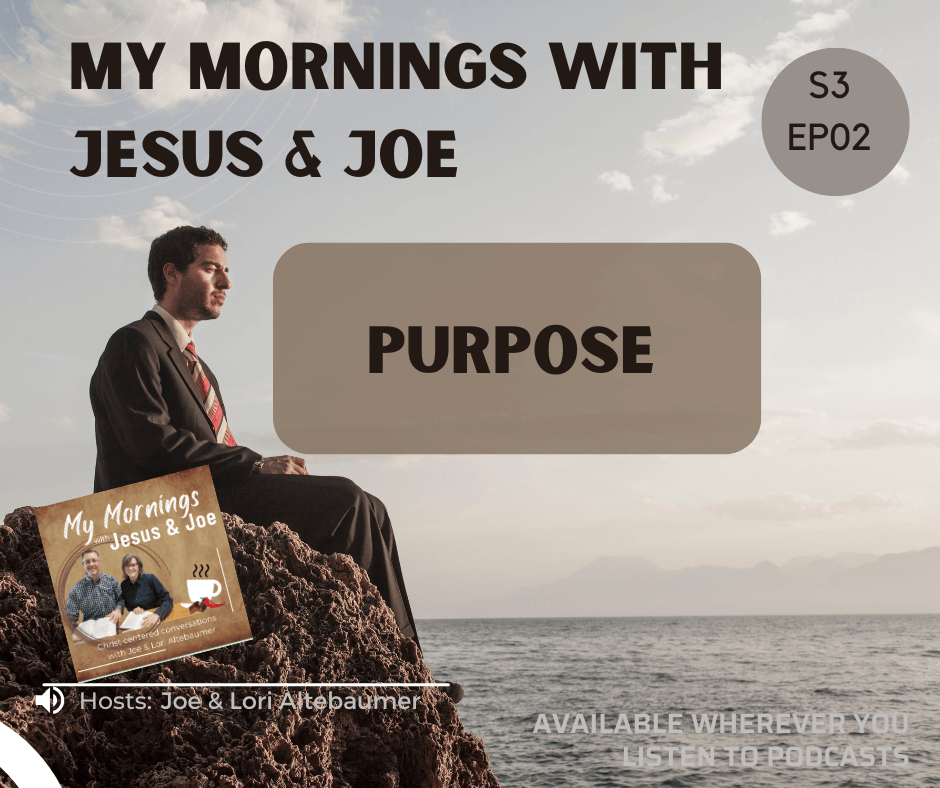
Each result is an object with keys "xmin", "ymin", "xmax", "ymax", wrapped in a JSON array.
[{"xmin": 442, "ymin": 682, "xmax": 464, "ymax": 704}]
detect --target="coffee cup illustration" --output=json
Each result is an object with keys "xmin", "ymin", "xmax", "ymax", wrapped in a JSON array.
[{"xmin": 188, "ymin": 578, "xmax": 222, "ymax": 603}]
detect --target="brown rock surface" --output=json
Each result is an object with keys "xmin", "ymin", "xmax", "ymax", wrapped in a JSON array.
[{"xmin": 0, "ymin": 507, "xmax": 499, "ymax": 788}]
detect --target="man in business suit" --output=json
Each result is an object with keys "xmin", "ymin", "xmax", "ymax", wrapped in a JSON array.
[{"xmin": 90, "ymin": 226, "xmax": 434, "ymax": 677}]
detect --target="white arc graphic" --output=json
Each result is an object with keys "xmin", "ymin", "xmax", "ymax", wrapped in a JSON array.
[{"xmin": 0, "ymin": 720, "xmax": 59, "ymax": 786}]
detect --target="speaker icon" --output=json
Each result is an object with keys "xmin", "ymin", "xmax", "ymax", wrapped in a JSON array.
[{"xmin": 34, "ymin": 687, "xmax": 64, "ymax": 715}]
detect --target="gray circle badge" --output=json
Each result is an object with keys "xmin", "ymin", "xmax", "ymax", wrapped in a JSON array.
[{"xmin": 762, "ymin": 48, "xmax": 909, "ymax": 196}]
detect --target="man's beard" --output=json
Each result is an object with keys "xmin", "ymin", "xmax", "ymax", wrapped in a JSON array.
[{"xmin": 177, "ymin": 281, "xmax": 222, "ymax": 321}]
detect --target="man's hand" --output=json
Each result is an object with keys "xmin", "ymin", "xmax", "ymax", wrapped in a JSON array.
[
  {"xmin": 260, "ymin": 456, "xmax": 309, "ymax": 475},
  {"xmin": 108, "ymin": 609, "xmax": 122, "ymax": 624},
  {"xmin": 133, "ymin": 606, "xmax": 145, "ymax": 614}
]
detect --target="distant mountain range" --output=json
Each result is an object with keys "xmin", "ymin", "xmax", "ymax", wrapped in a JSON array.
[{"xmin": 444, "ymin": 548, "xmax": 940, "ymax": 618}]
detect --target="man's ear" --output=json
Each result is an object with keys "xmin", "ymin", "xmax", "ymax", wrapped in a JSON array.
[{"xmin": 162, "ymin": 262, "xmax": 180, "ymax": 290}]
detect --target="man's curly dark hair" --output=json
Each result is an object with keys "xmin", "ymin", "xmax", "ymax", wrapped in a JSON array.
[{"xmin": 148, "ymin": 226, "xmax": 228, "ymax": 300}]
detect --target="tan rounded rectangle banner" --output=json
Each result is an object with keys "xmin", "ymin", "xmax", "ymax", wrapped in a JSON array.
[{"xmin": 274, "ymin": 244, "xmax": 760, "ymax": 453}]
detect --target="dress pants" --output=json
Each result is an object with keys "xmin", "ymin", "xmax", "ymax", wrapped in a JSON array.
[{"xmin": 215, "ymin": 475, "xmax": 419, "ymax": 645}]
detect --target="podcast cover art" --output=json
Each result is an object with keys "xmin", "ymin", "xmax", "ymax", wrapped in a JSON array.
[{"xmin": 33, "ymin": 466, "xmax": 252, "ymax": 681}]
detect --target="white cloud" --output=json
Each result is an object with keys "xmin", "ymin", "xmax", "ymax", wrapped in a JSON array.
[
  {"xmin": 832, "ymin": 420, "xmax": 940, "ymax": 450},
  {"xmin": 705, "ymin": 491, "xmax": 896, "ymax": 521},
  {"xmin": 96, "ymin": 195, "xmax": 194, "ymax": 251},
  {"xmin": 643, "ymin": 4, "xmax": 852, "ymax": 163},
  {"xmin": 598, "ymin": 170, "xmax": 634, "ymax": 192},
  {"xmin": 0, "ymin": 102, "xmax": 31, "ymax": 129},
  {"xmin": 0, "ymin": 0, "xmax": 360, "ymax": 117},
  {"xmin": 888, "ymin": 164, "xmax": 911, "ymax": 183},
  {"xmin": 839, "ymin": 198, "xmax": 855, "ymax": 208},
  {"xmin": 644, "ymin": 95, "xmax": 755, "ymax": 164},
  {"xmin": 426, "ymin": 12, "xmax": 484, "ymax": 67},
  {"xmin": 766, "ymin": 31, "xmax": 829, "ymax": 62},
  {"xmin": 792, "ymin": 0, "xmax": 834, "ymax": 4},
  {"xmin": 427, "ymin": 26, "xmax": 460, "ymax": 50},
  {"xmin": 769, "ymin": 211, "xmax": 813, "ymax": 236},
  {"xmin": 0, "ymin": 140, "xmax": 18, "ymax": 169},
  {"xmin": 0, "ymin": 403, "xmax": 10, "ymax": 422},
  {"xmin": 794, "ymin": 9, "xmax": 851, "ymax": 34},
  {"xmin": 648, "ymin": 174, "xmax": 678, "ymax": 203}
]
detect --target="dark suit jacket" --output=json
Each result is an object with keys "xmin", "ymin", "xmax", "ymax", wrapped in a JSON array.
[{"xmin": 90, "ymin": 311, "xmax": 261, "ymax": 492}]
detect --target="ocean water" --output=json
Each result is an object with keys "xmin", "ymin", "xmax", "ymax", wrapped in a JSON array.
[{"xmin": 419, "ymin": 615, "xmax": 940, "ymax": 787}]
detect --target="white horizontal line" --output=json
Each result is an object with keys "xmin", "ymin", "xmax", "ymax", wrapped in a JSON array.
[
  {"xmin": 75, "ymin": 650, "xmax": 167, "ymax": 673},
  {"xmin": 47, "ymin": 682, "xmax": 449, "ymax": 687}
]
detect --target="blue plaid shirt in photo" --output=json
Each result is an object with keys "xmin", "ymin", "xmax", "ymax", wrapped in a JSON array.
[{"xmin": 65, "ymin": 573, "xmax": 124, "ymax": 624}]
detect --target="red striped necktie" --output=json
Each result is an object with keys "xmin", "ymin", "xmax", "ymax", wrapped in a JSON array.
[{"xmin": 183, "ymin": 342, "xmax": 236, "ymax": 447}]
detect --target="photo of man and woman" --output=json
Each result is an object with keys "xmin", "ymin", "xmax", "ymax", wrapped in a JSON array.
[{"xmin": 64, "ymin": 549, "xmax": 174, "ymax": 640}]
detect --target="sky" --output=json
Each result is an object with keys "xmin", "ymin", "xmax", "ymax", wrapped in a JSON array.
[{"xmin": 1, "ymin": 0, "xmax": 938, "ymax": 618}]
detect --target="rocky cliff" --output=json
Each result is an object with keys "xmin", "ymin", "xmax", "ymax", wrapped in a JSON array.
[{"xmin": 0, "ymin": 507, "xmax": 499, "ymax": 788}]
